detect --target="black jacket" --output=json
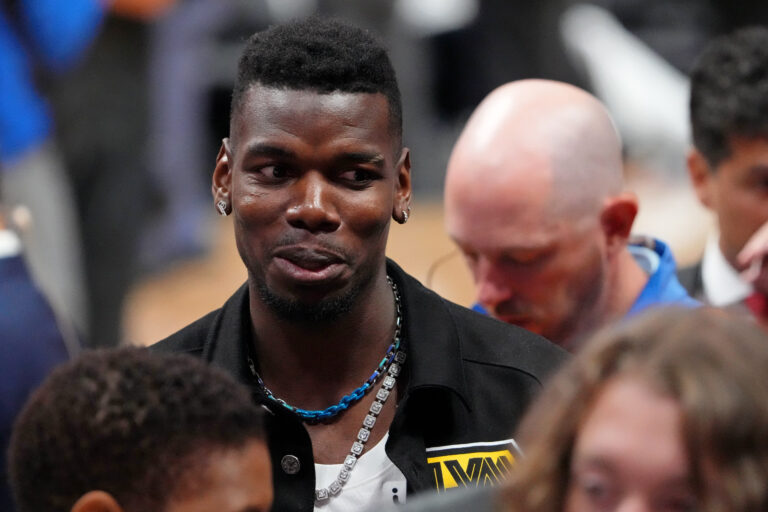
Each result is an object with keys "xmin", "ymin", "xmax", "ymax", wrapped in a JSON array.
[{"xmin": 152, "ymin": 260, "xmax": 567, "ymax": 511}]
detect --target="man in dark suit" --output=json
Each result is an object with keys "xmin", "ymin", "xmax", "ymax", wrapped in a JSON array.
[{"xmin": 681, "ymin": 27, "xmax": 768, "ymax": 324}]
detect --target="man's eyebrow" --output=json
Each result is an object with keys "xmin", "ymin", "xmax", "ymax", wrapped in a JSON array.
[
  {"xmin": 571, "ymin": 455, "xmax": 614, "ymax": 472},
  {"xmin": 243, "ymin": 142, "xmax": 296, "ymax": 159},
  {"xmin": 336, "ymin": 151, "xmax": 385, "ymax": 166},
  {"xmin": 748, "ymin": 163, "xmax": 768, "ymax": 175}
]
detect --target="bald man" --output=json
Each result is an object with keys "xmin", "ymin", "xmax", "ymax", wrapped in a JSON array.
[{"xmin": 445, "ymin": 79, "xmax": 697, "ymax": 349}]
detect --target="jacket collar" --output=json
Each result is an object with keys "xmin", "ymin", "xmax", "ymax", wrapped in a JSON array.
[
  {"xmin": 204, "ymin": 283, "xmax": 255, "ymax": 386},
  {"xmin": 386, "ymin": 259, "xmax": 471, "ymax": 410}
]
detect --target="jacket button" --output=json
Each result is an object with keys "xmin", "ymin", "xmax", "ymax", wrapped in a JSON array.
[{"xmin": 281, "ymin": 454, "xmax": 301, "ymax": 474}]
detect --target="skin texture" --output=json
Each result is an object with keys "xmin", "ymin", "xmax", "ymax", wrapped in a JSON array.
[
  {"xmin": 688, "ymin": 136, "xmax": 768, "ymax": 284},
  {"xmin": 565, "ymin": 377, "xmax": 696, "ymax": 512},
  {"xmin": 213, "ymin": 85, "xmax": 411, "ymax": 463},
  {"xmin": 70, "ymin": 441, "xmax": 273, "ymax": 512},
  {"xmin": 445, "ymin": 79, "xmax": 647, "ymax": 348}
]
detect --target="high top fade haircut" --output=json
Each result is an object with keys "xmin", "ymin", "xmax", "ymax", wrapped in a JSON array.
[
  {"xmin": 9, "ymin": 348, "xmax": 265, "ymax": 512},
  {"xmin": 690, "ymin": 26, "xmax": 768, "ymax": 168},
  {"xmin": 230, "ymin": 17, "xmax": 403, "ymax": 149}
]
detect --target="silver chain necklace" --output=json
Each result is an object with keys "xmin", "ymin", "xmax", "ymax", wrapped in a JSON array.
[{"xmin": 314, "ymin": 275, "xmax": 406, "ymax": 504}]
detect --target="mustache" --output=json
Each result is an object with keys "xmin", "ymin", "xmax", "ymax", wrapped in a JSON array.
[{"xmin": 271, "ymin": 233, "xmax": 352, "ymax": 261}]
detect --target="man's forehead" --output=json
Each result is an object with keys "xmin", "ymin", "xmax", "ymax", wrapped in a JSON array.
[
  {"xmin": 234, "ymin": 85, "xmax": 389, "ymax": 124},
  {"xmin": 230, "ymin": 85, "xmax": 395, "ymax": 150},
  {"xmin": 446, "ymin": 192, "xmax": 597, "ymax": 253},
  {"xmin": 448, "ymin": 209, "xmax": 562, "ymax": 250}
]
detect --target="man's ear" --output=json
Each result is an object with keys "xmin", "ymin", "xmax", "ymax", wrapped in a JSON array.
[
  {"xmin": 70, "ymin": 491, "xmax": 124, "ymax": 512},
  {"xmin": 687, "ymin": 148, "xmax": 714, "ymax": 209},
  {"xmin": 212, "ymin": 138, "xmax": 233, "ymax": 209},
  {"xmin": 600, "ymin": 192, "xmax": 638, "ymax": 254},
  {"xmin": 392, "ymin": 148, "xmax": 412, "ymax": 224}
]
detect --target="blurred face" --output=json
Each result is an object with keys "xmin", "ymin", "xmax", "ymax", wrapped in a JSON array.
[
  {"xmin": 697, "ymin": 136, "xmax": 768, "ymax": 268},
  {"xmin": 446, "ymin": 179, "xmax": 608, "ymax": 346},
  {"xmin": 166, "ymin": 440, "xmax": 273, "ymax": 512},
  {"xmin": 217, "ymin": 85, "xmax": 409, "ymax": 321},
  {"xmin": 565, "ymin": 377, "xmax": 695, "ymax": 512}
]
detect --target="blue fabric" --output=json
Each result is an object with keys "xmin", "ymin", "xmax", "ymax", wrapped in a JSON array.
[
  {"xmin": 0, "ymin": 255, "xmax": 70, "ymax": 511},
  {"xmin": 471, "ymin": 238, "xmax": 698, "ymax": 318},
  {"xmin": 21, "ymin": 0, "xmax": 104, "ymax": 70},
  {"xmin": 0, "ymin": 1, "xmax": 103, "ymax": 163},
  {"xmin": 626, "ymin": 238, "xmax": 700, "ymax": 316}
]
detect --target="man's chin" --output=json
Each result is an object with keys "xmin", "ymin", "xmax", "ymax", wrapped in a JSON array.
[{"xmin": 256, "ymin": 281, "xmax": 360, "ymax": 323}]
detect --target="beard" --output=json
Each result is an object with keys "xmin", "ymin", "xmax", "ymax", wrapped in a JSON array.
[{"xmin": 255, "ymin": 280, "xmax": 362, "ymax": 323}]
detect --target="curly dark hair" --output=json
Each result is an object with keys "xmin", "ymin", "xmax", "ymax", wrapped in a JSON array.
[
  {"xmin": 8, "ymin": 348, "xmax": 264, "ymax": 512},
  {"xmin": 690, "ymin": 26, "xmax": 768, "ymax": 167},
  {"xmin": 231, "ymin": 16, "xmax": 402, "ymax": 146}
]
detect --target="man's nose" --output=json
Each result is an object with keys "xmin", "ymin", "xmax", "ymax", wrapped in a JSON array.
[
  {"xmin": 285, "ymin": 172, "xmax": 341, "ymax": 233},
  {"xmin": 615, "ymin": 496, "xmax": 652, "ymax": 512},
  {"xmin": 475, "ymin": 259, "xmax": 514, "ymax": 308}
]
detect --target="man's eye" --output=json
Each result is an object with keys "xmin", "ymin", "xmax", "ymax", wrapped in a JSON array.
[
  {"xmin": 572, "ymin": 474, "xmax": 616, "ymax": 507},
  {"xmin": 256, "ymin": 165, "xmax": 290, "ymax": 180},
  {"xmin": 340, "ymin": 169, "xmax": 377, "ymax": 184},
  {"xmin": 502, "ymin": 252, "xmax": 545, "ymax": 266},
  {"xmin": 266, "ymin": 165, "xmax": 288, "ymax": 178}
]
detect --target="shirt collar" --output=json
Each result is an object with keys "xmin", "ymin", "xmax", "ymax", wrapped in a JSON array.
[{"xmin": 701, "ymin": 234, "xmax": 752, "ymax": 306}]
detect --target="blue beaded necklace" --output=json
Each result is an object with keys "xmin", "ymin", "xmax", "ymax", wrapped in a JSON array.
[{"xmin": 248, "ymin": 275, "xmax": 403, "ymax": 423}]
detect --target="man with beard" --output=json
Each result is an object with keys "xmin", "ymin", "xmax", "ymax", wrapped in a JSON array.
[
  {"xmin": 444, "ymin": 80, "xmax": 697, "ymax": 350},
  {"xmin": 152, "ymin": 18, "xmax": 566, "ymax": 512}
]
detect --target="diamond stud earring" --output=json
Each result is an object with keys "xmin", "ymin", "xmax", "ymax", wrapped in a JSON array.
[{"xmin": 216, "ymin": 200, "xmax": 229, "ymax": 216}]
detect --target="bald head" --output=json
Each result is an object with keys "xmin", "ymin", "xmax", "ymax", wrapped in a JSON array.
[
  {"xmin": 445, "ymin": 80, "xmax": 642, "ymax": 346},
  {"xmin": 446, "ymin": 79, "xmax": 623, "ymax": 223}
]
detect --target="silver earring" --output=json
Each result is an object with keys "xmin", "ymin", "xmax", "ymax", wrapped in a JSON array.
[
  {"xmin": 402, "ymin": 209, "xmax": 409, "ymax": 224},
  {"xmin": 216, "ymin": 199, "xmax": 229, "ymax": 216}
]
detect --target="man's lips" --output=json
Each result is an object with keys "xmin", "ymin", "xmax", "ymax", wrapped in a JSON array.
[{"xmin": 272, "ymin": 246, "xmax": 346, "ymax": 283}]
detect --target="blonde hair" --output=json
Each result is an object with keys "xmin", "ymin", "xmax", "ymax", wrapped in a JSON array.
[{"xmin": 498, "ymin": 307, "xmax": 768, "ymax": 512}]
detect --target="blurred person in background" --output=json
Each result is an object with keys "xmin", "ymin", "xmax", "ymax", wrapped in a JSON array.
[
  {"xmin": 445, "ymin": 79, "xmax": 697, "ymax": 350},
  {"xmin": 382, "ymin": 306, "xmax": 768, "ymax": 512},
  {"xmin": 8, "ymin": 348, "xmax": 272, "ymax": 512},
  {"xmin": 50, "ymin": 0, "xmax": 176, "ymax": 347},
  {"xmin": 680, "ymin": 27, "xmax": 768, "ymax": 328},
  {"xmin": 0, "ymin": 204, "xmax": 75, "ymax": 512},
  {"xmin": 0, "ymin": 0, "xmax": 104, "ymax": 336}
]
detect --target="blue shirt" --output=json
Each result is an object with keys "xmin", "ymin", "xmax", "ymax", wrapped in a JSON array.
[
  {"xmin": 626, "ymin": 237, "xmax": 699, "ymax": 315},
  {"xmin": 0, "ymin": 252, "xmax": 71, "ymax": 511},
  {"xmin": 0, "ymin": 1, "xmax": 103, "ymax": 163}
]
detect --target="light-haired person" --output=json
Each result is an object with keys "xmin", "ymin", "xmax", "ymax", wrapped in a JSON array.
[{"xmin": 383, "ymin": 306, "xmax": 768, "ymax": 511}]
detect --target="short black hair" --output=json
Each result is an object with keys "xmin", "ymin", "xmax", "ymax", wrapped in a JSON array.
[
  {"xmin": 231, "ymin": 17, "xmax": 402, "ymax": 145},
  {"xmin": 690, "ymin": 26, "xmax": 768, "ymax": 167},
  {"xmin": 9, "ymin": 348, "xmax": 264, "ymax": 512}
]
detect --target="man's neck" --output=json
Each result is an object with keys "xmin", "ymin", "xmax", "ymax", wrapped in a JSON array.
[
  {"xmin": 248, "ymin": 271, "xmax": 397, "ymax": 411},
  {"xmin": 598, "ymin": 248, "xmax": 648, "ymax": 327}
]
